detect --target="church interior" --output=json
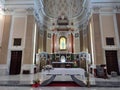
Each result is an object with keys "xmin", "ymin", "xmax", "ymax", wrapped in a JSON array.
[{"xmin": 0, "ymin": 0, "xmax": 120, "ymax": 88}]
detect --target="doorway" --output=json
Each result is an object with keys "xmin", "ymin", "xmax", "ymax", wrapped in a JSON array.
[
  {"xmin": 105, "ymin": 50, "xmax": 119, "ymax": 75},
  {"xmin": 9, "ymin": 51, "xmax": 22, "ymax": 75}
]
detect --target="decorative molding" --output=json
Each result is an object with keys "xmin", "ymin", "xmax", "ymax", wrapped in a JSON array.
[
  {"xmin": 92, "ymin": 2, "xmax": 120, "ymax": 13},
  {"xmin": 114, "ymin": 5, "xmax": 120, "ymax": 12},
  {"xmin": 3, "ymin": 8, "xmax": 14, "ymax": 14},
  {"xmin": 0, "ymin": 0, "xmax": 34, "ymax": 15},
  {"xmin": 2, "ymin": 7, "xmax": 34, "ymax": 15},
  {"xmin": 25, "ymin": 7, "xmax": 34, "ymax": 14},
  {"xmin": 103, "ymin": 46, "xmax": 118, "ymax": 50},
  {"xmin": 92, "ymin": 6, "xmax": 101, "ymax": 13}
]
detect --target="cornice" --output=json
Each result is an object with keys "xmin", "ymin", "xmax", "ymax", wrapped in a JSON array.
[
  {"xmin": 0, "ymin": 0, "xmax": 34, "ymax": 15},
  {"xmin": 4, "ymin": 0, "xmax": 34, "ymax": 9},
  {"xmin": 1, "ymin": 7, "xmax": 34, "ymax": 15},
  {"xmin": 5, "ymin": 0, "xmax": 34, "ymax": 5},
  {"xmin": 91, "ymin": 2, "xmax": 120, "ymax": 13}
]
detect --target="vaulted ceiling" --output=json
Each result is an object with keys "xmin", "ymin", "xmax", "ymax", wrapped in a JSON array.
[
  {"xmin": 34, "ymin": 0, "xmax": 91, "ymax": 29},
  {"xmin": 43, "ymin": 0, "xmax": 84, "ymax": 19}
]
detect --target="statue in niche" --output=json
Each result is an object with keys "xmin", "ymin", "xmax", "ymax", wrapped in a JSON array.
[{"xmin": 60, "ymin": 55, "xmax": 66, "ymax": 62}]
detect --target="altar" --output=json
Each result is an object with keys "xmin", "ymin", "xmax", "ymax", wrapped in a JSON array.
[{"xmin": 41, "ymin": 68, "xmax": 85, "ymax": 80}]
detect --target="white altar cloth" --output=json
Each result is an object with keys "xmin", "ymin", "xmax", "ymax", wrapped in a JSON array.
[{"xmin": 41, "ymin": 68, "xmax": 85, "ymax": 80}]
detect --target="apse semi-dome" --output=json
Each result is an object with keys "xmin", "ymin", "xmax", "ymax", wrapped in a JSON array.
[
  {"xmin": 34, "ymin": 0, "xmax": 91, "ymax": 28},
  {"xmin": 42, "ymin": 0, "xmax": 86, "ymax": 19}
]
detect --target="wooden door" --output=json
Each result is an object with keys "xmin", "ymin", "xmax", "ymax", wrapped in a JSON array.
[
  {"xmin": 9, "ymin": 51, "xmax": 22, "ymax": 75},
  {"xmin": 105, "ymin": 50, "xmax": 119, "ymax": 75}
]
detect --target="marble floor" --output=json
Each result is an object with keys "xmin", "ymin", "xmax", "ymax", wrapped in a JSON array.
[
  {"xmin": 0, "ymin": 72, "xmax": 95, "ymax": 86},
  {"xmin": 0, "ymin": 72, "xmax": 120, "ymax": 89}
]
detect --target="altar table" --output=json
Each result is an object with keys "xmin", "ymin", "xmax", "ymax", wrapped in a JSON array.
[{"xmin": 41, "ymin": 68, "xmax": 85, "ymax": 80}]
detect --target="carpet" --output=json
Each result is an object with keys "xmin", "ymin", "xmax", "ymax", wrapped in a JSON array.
[{"xmin": 47, "ymin": 81, "xmax": 80, "ymax": 87}]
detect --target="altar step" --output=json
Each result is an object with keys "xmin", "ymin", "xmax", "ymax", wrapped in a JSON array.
[
  {"xmin": 0, "ymin": 81, "xmax": 32, "ymax": 87},
  {"xmin": 40, "ymin": 75, "xmax": 86, "ymax": 87},
  {"xmin": 47, "ymin": 81, "xmax": 80, "ymax": 87},
  {"xmin": 94, "ymin": 81, "xmax": 120, "ymax": 87},
  {"xmin": 0, "ymin": 80, "xmax": 119, "ymax": 87}
]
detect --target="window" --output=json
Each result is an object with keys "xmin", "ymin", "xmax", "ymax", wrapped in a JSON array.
[
  {"xmin": 59, "ymin": 37, "xmax": 67, "ymax": 50},
  {"xmin": 13, "ymin": 38, "xmax": 22, "ymax": 46},
  {"xmin": 106, "ymin": 37, "xmax": 114, "ymax": 45}
]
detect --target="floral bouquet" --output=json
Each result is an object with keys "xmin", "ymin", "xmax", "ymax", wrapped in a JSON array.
[
  {"xmin": 32, "ymin": 79, "xmax": 40, "ymax": 87},
  {"xmin": 43, "ymin": 65, "xmax": 53, "ymax": 71}
]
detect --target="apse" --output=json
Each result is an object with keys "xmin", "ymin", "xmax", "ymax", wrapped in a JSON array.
[
  {"xmin": 34, "ymin": 0, "xmax": 91, "ymax": 28},
  {"xmin": 43, "ymin": 0, "xmax": 85, "ymax": 18}
]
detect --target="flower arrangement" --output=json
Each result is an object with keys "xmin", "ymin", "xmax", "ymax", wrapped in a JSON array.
[
  {"xmin": 33, "ymin": 79, "xmax": 40, "ymax": 84},
  {"xmin": 32, "ymin": 79, "xmax": 40, "ymax": 87},
  {"xmin": 43, "ymin": 65, "xmax": 53, "ymax": 71}
]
